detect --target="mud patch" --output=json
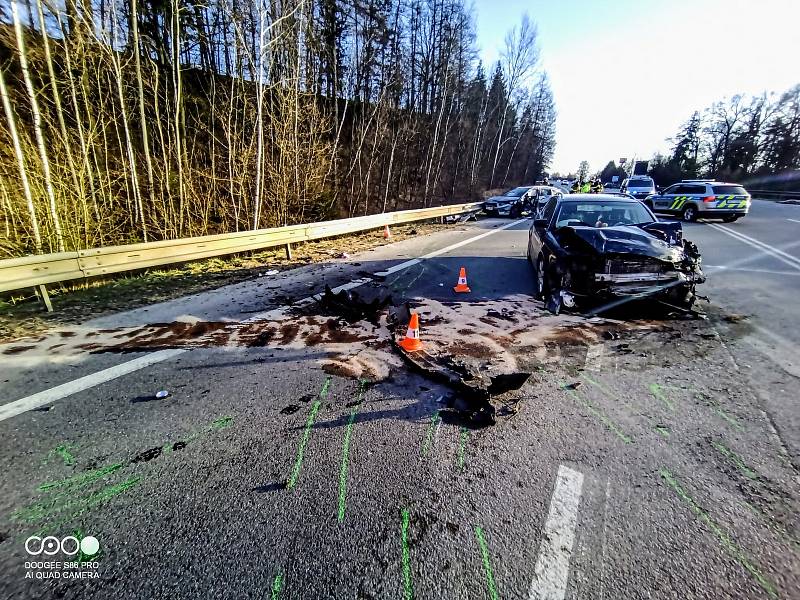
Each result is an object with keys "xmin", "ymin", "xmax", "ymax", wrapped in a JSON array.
[{"xmin": 280, "ymin": 405, "xmax": 301, "ymax": 415}]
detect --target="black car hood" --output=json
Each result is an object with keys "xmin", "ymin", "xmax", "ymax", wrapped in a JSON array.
[{"xmin": 557, "ymin": 222, "xmax": 684, "ymax": 261}]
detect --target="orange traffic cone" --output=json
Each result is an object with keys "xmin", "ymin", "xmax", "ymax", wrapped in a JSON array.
[
  {"xmin": 399, "ymin": 313, "xmax": 423, "ymax": 351},
  {"xmin": 453, "ymin": 267, "xmax": 471, "ymax": 293},
  {"xmin": 383, "ymin": 224, "xmax": 392, "ymax": 240}
]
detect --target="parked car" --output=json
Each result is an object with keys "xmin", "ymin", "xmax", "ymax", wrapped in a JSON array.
[
  {"xmin": 483, "ymin": 186, "xmax": 535, "ymax": 217},
  {"xmin": 620, "ymin": 176, "xmax": 657, "ymax": 200},
  {"xmin": 529, "ymin": 185, "xmax": 564, "ymax": 212},
  {"xmin": 526, "ymin": 194, "xmax": 705, "ymax": 314}
]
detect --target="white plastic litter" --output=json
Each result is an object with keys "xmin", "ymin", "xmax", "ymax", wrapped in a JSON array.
[{"xmin": 155, "ymin": 390, "xmax": 170, "ymax": 399}]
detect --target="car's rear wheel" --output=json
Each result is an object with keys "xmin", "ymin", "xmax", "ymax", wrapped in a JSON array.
[
  {"xmin": 681, "ymin": 205, "xmax": 698, "ymax": 222},
  {"xmin": 534, "ymin": 255, "xmax": 549, "ymax": 300},
  {"xmin": 722, "ymin": 215, "xmax": 740, "ymax": 223}
]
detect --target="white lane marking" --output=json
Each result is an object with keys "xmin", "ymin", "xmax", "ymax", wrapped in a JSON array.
[
  {"xmin": 247, "ymin": 218, "xmax": 528, "ymax": 322},
  {"xmin": 705, "ymin": 265, "xmax": 800, "ymax": 277},
  {"xmin": 0, "ymin": 349, "xmax": 185, "ymax": 422},
  {"xmin": 787, "ymin": 219, "xmax": 800, "ymax": 224},
  {"xmin": 0, "ymin": 219, "xmax": 527, "ymax": 421},
  {"xmin": 584, "ymin": 344, "xmax": 604, "ymax": 372},
  {"xmin": 706, "ymin": 223, "xmax": 800, "ymax": 271},
  {"xmin": 529, "ymin": 465, "xmax": 585, "ymax": 600}
]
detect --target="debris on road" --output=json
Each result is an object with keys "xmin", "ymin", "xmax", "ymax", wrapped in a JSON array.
[
  {"xmin": 265, "ymin": 269, "xmax": 280, "ymax": 276},
  {"xmin": 562, "ymin": 381, "xmax": 582, "ymax": 390},
  {"xmin": 155, "ymin": 390, "xmax": 170, "ymax": 399},
  {"xmin": 317, "ymin": 284, "xmax": 393, "ymax": 324}
]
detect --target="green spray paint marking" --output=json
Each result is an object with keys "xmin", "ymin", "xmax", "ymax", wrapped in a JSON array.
[
  {"xmin": 660, "ymin": 469, "xmax": 777, "ymax": 598},
  {"xmin": 711, "ymin": 440, "xmax": 758, "ymax": 480},
  {"xmin": 401, "ymin": 508, "xmax": 413, "ymax": 600},
  {"xmin": 421, "ymin": 410, "xmax": 441, "ymax": 457},
  {"xmin": 210, "ymin": 415, "xmax": 234, "ymax": 430},
  {"xmin": 271, "ymin": 572, "xmax": 283, "ymax": 599},
  {"xmin": 457, "ymin": 427, "xmax": 469, "ymax": 471},
  {"xmin": 741, "ymin": 501, "xmax": 800, "ymax": 551},
  {"xmin": 693, "ymin": 391, "xmax": 744, "ymax": 431},
  {"xmin": 15, "ymin": 476, "xmax": 141, "ymax": 523},
  {"xmin": 654, "ymin": 425, "xmax": 671, "ymax": 438},
  {"xmin": 338, "ymin": 380, "xmax": 367, "ymax": 522},
  {"xmin": 649, "ymin": 383, "xmax": 675, "ymax": 411},
  {"xmin": 46, "ymin": 444, "xmax": 76, "ymax": 466},
  {"xmin": 38, "ymin": 462, "xmax": 123, "ymax": 493},
  {"xmin": 287, "ymin": 377, "xmax": 331, "ymax": 489},
  {"xmin": 474, "ymin": 525, "xmax": 499, "ymax": 600},
  {"xmin": 561, "ymin": 383, "xmax": 632, "ymax": 444}
]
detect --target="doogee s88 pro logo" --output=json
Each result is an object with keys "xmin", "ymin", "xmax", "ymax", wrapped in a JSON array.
[{"xmin": 25, "ymin": 535, "xmax": 99, "ymax": 557}]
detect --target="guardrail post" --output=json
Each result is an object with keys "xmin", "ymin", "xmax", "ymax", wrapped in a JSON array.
[
  {"xmin": 37, "ymin": 284, "xmax": 53, "ymax": 313},
  {"xmin": 285, "ymin": 243, "xmax": 293, "ymax": 260}
]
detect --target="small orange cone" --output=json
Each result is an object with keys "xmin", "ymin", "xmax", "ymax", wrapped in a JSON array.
[
  {"xmin": 383, "ymin": 224, "xmax": 392, "ymax": 239},
  {"xmin": 453, "ymin": 267, "xmax": 471, "ymax": 293},
  {"xmin": 399, "ymin": 313, "xmax": 423, "ymax": 351}
]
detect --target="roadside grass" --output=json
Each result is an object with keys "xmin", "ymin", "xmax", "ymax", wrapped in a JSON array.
[{"xmin": 0, "ymin": 222, "xmax": 447, "ymax": 342}]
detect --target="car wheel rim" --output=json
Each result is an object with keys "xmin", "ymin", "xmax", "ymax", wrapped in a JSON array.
[{"xmin": 685, "ymin": 208, "xmax": 695, "ymax": 220}]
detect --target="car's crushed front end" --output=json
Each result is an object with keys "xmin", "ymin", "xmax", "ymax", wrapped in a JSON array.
[{"xmin": 545, "ymin": 221, "xmax": 705, "ymax": 313}]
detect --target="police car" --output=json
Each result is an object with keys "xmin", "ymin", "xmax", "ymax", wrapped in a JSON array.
[{"xmin": 644, "ymin": 180, "xmax": 751, "ymax": 222}]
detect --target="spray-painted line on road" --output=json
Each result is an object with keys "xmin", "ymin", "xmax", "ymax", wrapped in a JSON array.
[
  {"xmin": 0, "ymin": 219, "xmax": 527, "ymax": 424},
  {"xmin": 561, "ymin": 383, "xmax": 632, "ymax": 445},
  {"xmin": 711, "ymin": 440, "xmax": 759, "ymax": 480},
  {"xmin": 287, "ymin": 377, "xmax": 331, "ymax": 489},
  {"xmin": 421, "ymin": 410, "xmax": 441, "ymax": 457},
  {"xmin": 400, "ymin": 508, "xmax": 413, "ymax": 600},
  {"xmin": 338, "ymin": 380, "xmax": 367, "ymax": 522},
  {"xmin": 271, "ymin": 572, "xmax": 284, "ymax": 599},
  {"xmin": 528, "ymin": 465, "xmax": 584, "ymax": 600},
  {"xmin": 475, "ymin": 525, "xmax": 499, "ymax": 600},
  {"xmin": 660, "ymin": 469, "xmax": 777, "ymax": 598},
  {"xmin": 457, "ymin": 427, "xmax": 469, "ymax": 471}
]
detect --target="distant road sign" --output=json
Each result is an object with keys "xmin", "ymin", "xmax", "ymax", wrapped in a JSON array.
[
  {"xmin": 611, "ymin": 175, "xmax": 619, "ymax": 183},
  {"xmin": 619, "ymin": 158, "xmax": 627, "ymax": 164}
]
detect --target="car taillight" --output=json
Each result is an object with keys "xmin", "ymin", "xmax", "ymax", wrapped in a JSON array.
[{"xmin": 702, "ymin": 196, "xmax": 716, "ymax": 203}]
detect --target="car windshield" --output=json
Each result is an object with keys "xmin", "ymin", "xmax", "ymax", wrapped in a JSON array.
[
  {"xmin": 626, "ymin": 179, "xmax": 654, "ymax": 189},
  {"xmin": 504, "ymin": 187, "xmax": 530, "ymax": 198},
  {"xmin": 554, "ymin": 201, "xmax": 655, "ymax": 228}
]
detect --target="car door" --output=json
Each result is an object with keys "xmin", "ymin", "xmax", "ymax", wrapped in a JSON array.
[
  {"xmin": 529, "ymin": 197, "xmax": 557, "ymax": 260},
  {"xmin": 654, "ymin": 184, "xmax": 681, "ymax": 210}
]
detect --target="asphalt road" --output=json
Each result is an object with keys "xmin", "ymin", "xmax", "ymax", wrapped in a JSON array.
[{"xmin": 1, "ymin": 201, "xmax": 799, "ymax": 599}]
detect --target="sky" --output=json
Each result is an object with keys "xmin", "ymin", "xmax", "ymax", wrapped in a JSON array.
[{"xmin": 472, "ymin": 0, "xmax": 800, "ymax": 175}]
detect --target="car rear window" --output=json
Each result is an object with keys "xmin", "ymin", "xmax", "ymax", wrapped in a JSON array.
[
  {"xmin": 712, "ymin": 185, "xmax": 747, "ymax": 195},
  {"xmin": 627, "ymin": 178, "xmax": 654, "ymax": 188}
]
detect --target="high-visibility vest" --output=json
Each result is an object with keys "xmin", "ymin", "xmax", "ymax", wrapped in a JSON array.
[{"xmin": 581, "ymin": 183, "xmax": 591, "ymax": 193}]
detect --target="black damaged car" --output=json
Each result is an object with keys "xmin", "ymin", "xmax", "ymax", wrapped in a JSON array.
[{"xmin": 526, "ymin": 194, "xmax": 705, "ymax": 314}]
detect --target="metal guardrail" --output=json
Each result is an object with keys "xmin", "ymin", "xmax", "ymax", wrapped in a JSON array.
[
  {"xmin": 0, "ymin": 203, "xmax": 483, "ymax": 302},
  {"xmin": 748, "ymin": 190, "xmax": 800, "ymax": 201}
]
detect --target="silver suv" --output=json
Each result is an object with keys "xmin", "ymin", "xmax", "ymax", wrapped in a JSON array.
[
  {"xmin": 621, "ymin": 176, "xmax": 656, "ymax": 200},
  {"xmin": 644, "ymin": 180, "xmax": 751, "ymax": 222}
]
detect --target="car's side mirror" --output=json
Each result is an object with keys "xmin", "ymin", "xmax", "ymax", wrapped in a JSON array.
[{"xmin": 533, "ymin": 218, "xmax": 548, "ymax": 229}]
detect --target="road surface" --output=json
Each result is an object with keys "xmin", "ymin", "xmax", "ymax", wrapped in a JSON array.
[{"xmin": 1, "ymin": 199, "xmax": 799, "ymax": 599}]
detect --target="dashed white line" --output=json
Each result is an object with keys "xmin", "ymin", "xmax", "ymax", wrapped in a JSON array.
[
  {"xmin": 529, "ymin": 465, "xmax": 585, "ymax": 600},
  {"xmin": 0, "ymin": 349, "xmax": 186, "ymax": 422},
  {"xmin": 0, "ymin": 219, "xmax": 528, "ymax": 422}
]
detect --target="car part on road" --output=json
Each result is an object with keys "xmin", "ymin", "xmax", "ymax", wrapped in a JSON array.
[
  {"xmin": 317, "ymin": 284, "xmax": 393, "ymax": 324},
  {"xmin": 392, "ymin": 335, "xmax": 530, "ymax": 428}
]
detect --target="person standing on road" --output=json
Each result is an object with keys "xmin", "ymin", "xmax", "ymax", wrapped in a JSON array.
[
  {"xmin": 571, "ymin": 179, "xmax": 582, "ymax": 193},
  {"xmin": 581, "ymin": 179, "xmax": 592, "ymax": 193},
  {"xmin": 590, "ymin": 177, "xmax": 603, "ymax": 193}
]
